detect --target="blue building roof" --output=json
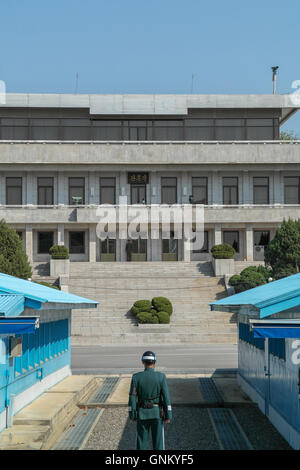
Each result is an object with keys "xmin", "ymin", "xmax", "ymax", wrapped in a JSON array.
[
  {"xmin": 0, "ymin": 273, "xmax": 98, "ymax": 311},
  {"xmin": 210, "ymin": 273, "xmax": 300, "ymax": 318},
  {"xmin": 0, "ymin": 294, "xmax": 25, "ymax": 316}
]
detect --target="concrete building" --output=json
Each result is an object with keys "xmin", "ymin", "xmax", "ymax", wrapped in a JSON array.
[
  {"xmin": 0, "ymin": 93, "xmax": 299, "ymax": 271},
  {"xmin": 0, "ymin": 273, "xmax": 97, "ymax": 434},
  {"xmin": 210, "ymin": 274, "xmax": 300, "ymax": 450}
]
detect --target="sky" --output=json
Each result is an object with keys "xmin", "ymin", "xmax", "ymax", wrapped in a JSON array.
[{"xmin": 0, "ymin": 0, "xmax": 299, "ymax": 133}]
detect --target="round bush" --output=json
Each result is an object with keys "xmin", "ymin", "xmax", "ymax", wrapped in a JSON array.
[
  {"xmin": 131, "ymin": 300, "xmax": 152, "ymax": 316},
  {"xmin": 49, "ymin": 245, "xmax": 69, "ymax": 259},
  {"xmin": 228, "ymin": 274, "xmax": 241, "ymax": 287},
  {"xmin": 157, "ymin": 311, "xmax": 170, "ymax": 324},
  {"xmin": 152, "ymin": 297, "xmax": 173, "ymax": 315},
  {"xmin": 136, "ymin": 312, "xmax": 159, "ymax": 324},
  {"xmin": 211, "ymin": 243, "xmax": 235, "ymax": 259}
]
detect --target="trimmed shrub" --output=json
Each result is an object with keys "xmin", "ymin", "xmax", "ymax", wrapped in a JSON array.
[
  {"xmin": 228, "ymin": 274, "xmax": 241, "ymax": 287},
  {"xmin": 152, "ymin": 297, "xmax": 173, "ymax": 315},
  {"xmin": 272, "ymin": 265, "xmax": 298, "ymax": 280},
  {"xmin": 34, "ymin": 281, "xmax": 59, "ymax": 290},
  {"xmin": 230, "ymin": 269, "xmax": 266, "ymax": 293},
  {"xmin": 131, "ymin": 299, "xmax": 152, "ymax": 316},
  {"xmin": 211, "ymin": 243, "xmax": 235, "ymax": 259},
  {"xmin": 136, "ymin": 312, "xmax": 159, "ymax": 324},
  {"xmin": 0, "ymin": 219, "xmax": 32, "ymax": 279},
  {"xmin": 49, "ymin": 245, "xmax": 69, "ymax": 259},
  {"xmin": 157, "ymin": 311, "xmax": 170, "ymax": 324}
]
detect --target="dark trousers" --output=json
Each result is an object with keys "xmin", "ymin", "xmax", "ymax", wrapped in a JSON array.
[{"xmin": 136, "ymin": 419, "xmax": 165, "ymax": 450}]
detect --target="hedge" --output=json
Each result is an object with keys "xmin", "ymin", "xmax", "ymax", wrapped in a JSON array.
[
  {"xmin": 136, "ymin": 312, "xmax": 159, "ymax": 324},
  {"xmin": 229, "ymin": 267, "xmax": 267, "ymax": 293},
  {"xmin": 211, "ymin": 243, "xmax": 235, "ymax": 259},
  {"xmin": 131, "ymin": 300, "xmax": 152, "ymax": 316},
  {"xmin": 152, "ymin": 297, "xmax": 173, "ymax": 315},
  {"xmin": 49, "ymin": 245, "xmax": 69, "ymax": 259},
  {"xmin": 157, "ymin": 311, "xmax": 170, "ymax": 324}
]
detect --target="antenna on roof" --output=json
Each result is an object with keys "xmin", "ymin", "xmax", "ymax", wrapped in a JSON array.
[
  {"xmin": 75, "ymin": 72, "xmax": 79, "ymax": 94},
  {"xmin": 272, "ymin": 66, "xmax": 279, "ymax": 95}
]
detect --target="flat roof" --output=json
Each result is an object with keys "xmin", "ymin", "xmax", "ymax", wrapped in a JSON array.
[
  {"xmin": 0, "ymin": 93, "xmax": 298, "ymax": 122},
  {"xmin": 210, "ymin": 273, "xmax": 300, "ymax": 318},
  {"xmin": 0, "ymin": 273, "xmax": 98, "ymax": 311}
]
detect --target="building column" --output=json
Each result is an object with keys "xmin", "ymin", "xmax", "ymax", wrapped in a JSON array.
[
  {"xmin": 25, "ymin": 225, "xmax": 33, "ymax": 265},
  {"xmin": 183, "ymin": 238, "xmax": 191, "ymax": 262},
  {"xmin": 245, "ymin": 225, "xmax": 254, "ymax": 261},
  {"xmin": 57, "ymin": 224, "xmax": 65, "ymax": 246},
  {"xmin": 214, "ymin": 224, "xmax": 222, "ymax": 246},
  {"xmin": 89, "ymin": 225, "xmax": 97, "ymax": 262}
]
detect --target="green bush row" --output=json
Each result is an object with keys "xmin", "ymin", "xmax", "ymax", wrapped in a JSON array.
[{"xmin": 229, "ymin": 265, "xmax": 272, "ymax": 293}]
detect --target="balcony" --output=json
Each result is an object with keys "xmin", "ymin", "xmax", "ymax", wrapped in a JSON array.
[
  {"xmin": 0, "ymin": 140, "xmax": 299, "ymax": 166},
  {"xmin": 2, "ymin": 203, "xmax": 300, "ymax": 225}
]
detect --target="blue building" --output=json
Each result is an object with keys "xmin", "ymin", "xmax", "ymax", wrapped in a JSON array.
[
  {"xmin": 211, "ymin": 274, "xmax": 300, "ymax": 450},
  {"xmin": 0, "ymin": 273, "xmax": 97, "ymax": 434}
]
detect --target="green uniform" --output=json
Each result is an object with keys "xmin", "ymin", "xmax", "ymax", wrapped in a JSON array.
[{"xmin": 128, "ymin": 368, "xmax": 172, "ymax": 450}]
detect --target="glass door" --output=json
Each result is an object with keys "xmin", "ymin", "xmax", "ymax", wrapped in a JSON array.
[
  {"xmin": 100, "ymin": 238, "xmax": 116, "ymax": 261},
  {"xmin": 131, "ymin": 238, "xmax": 147, "ymax": 261},
  {"xmin": 131, "ymin": 185, "xmax": 146, "ymax": 204},
  {"xmin": 162, "ymin": 232, "xmax": 178, "ymax": 261}
]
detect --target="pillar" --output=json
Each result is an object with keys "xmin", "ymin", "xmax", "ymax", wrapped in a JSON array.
[
  {"xmin": 245, "ymin": 225, "xmax": 254, "ymax": 261},
  {"xmin": 214, "ymin": 224, "xmax": 222, "ymax": 246},
  {"xmin": 57, "ymin": 224, "xmax": 65, "ymax": 246},
  {"xmin": 89, "ymin": 225, "xmax": 97, "ymax": 262},
  {"xmin": 25, "ymin": 225, "xmax": 33, "ymax": 265}
]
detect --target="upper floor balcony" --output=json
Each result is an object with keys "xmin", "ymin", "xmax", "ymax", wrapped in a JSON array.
[
  {"xmin": 0, "ymin": 140, "xmax": 300, "ymax": 167},
  {"xmin": 2, "ymin": 203, "xmax": 300, "ymax": 225}
]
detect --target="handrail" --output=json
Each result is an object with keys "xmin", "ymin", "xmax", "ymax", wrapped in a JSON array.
[{"xmin": 0, "ymin": 140, "xmax": 299, "ymax": 145}]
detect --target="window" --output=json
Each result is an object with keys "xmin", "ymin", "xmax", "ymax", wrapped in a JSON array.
[
  {"xmin": 38, "ymin": 177, "xmax": 54, "ymax": 205},
  {"xmin": 223, "ymin": 231, "xmax": 239, "ymax": 253},
  {"xmin": 192, "ymin": 177, "xmax": 208, "ymax": 204},
  {"xmin": 192, "ymin": 230, "xmax": 208, "ymax": 253},
  {"xmin": 100, "ymin": 177, "xmax": 116, "ymax": 204},
  {"xmin": 38, "ymin": 232, "xmax": 54, "ymax": 254},
  {"xmin": 254, "ymin": 231, "xmax": 270, "ymax": 246},
  {"xmin": 69, "ymin": 177, "xmax": 85, "ymax": 205},
  {"xmin": 69, "ymin": 232, "xmax": 85, "ymax": 254},
  {"xmin": 253, "ymin": 177, "xmax": 269, "ymax": 204},
  {"xmin": 284, "ymin": 177, "xmax": 300, "ymax": 204},
  {"xmin": 223, "ymin": 177, "xmax": 238, "ymax": 205},
  {"xmin": 154, "ymin": 121, "xmax": 183, "ymax": 141},
  {"xmin": 161, "ymin": 177, "xmax": 177, "ymax": 204},
  {"xmin": 6, "ymin": 177, "xmax": 22, "ymax": 205}
]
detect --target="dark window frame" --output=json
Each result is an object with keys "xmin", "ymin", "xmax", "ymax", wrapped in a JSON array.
[
  {"xmin": 161, "ymin": 177, "xmax": 177, "ymax": 204},
  {"xmin": 223, "ymin": 230, "xmax": 240, "ymax": 253},
  {"xmin": 100, "ymin": 177, "xmax": 116, "ymax": 205},
  {"xmin": 253, "ymin": 177, "xmax": 269, "ymax": 205},
  {"xmin": 284, "ymin": 176, "xmax": 300, "ymax": 204},
  {"xmin": 69, "ymin": 231, "xmax": 85, "ymax": 254},
  {"xmin": 6, "ymin": 177, "xmax": 22, "ymax": 205},
  {"xmin": 69, "ymin": 177, "xmax": 85, "ymax": 205},
  {"xmin": 37, "ymin": 231, "xmax": 54, "ymax": 254},
  {"xmin": 222, "ymin": 177, "xmax": 239, "ymax": 205},
  {"xmin": 37, "ymin": 177, "xmax": 54, "ymax": 205},
  {"xmin": 192, "ymin": 177, "xmax": 208, "ymax": 204}
]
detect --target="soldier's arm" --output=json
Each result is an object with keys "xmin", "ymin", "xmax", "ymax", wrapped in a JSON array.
[
  {"xmin": 128, "ymin": 376, "xmax": 138, "ymax": 421},
  {"xmin": 161, "ymin": 374, "xmax": 172, "ymax": 421}
]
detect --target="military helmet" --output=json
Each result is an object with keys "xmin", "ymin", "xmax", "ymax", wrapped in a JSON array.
[{"xmin": 142, "ymin": 351, "xmax": 156, "ymax": 363}]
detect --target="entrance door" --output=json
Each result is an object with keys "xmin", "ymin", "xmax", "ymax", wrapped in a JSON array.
[
  {"xmin": 100, "ymin": 238, "xmax": 116, "ymax": 261},
  {"xmin": 162, "ymin": 233, "xmax": 178, "ymax": 261},
  {"xmin": 131, "ymin": 238, "xmax": 147, "ymax": 261},
  {"xmin": 131, "ymin": 185, "xmax": 146, "ymax": 204}
]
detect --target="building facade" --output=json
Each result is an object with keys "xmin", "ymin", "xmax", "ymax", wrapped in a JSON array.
[{"xmin": 0, "ymin": 93, "xmax": 299, "ymax": 269}]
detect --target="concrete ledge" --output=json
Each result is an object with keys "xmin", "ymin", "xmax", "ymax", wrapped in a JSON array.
[{"xmin": 0, "ymin": 375, "xmax": 98, "ymax": 450}]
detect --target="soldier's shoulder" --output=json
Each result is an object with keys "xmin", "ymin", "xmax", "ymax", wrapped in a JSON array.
[
  {"xmin": 155, "ymin": 371, "xmax": 166, "ymax": 379},
  {"xmin": 132, "ymin": 371, "xmax": 143, "ymax": 379}
]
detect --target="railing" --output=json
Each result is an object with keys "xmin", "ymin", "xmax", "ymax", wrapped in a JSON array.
[{"xmin": 0, "ymin": 140, "xmax": 299, "ymax": 145}]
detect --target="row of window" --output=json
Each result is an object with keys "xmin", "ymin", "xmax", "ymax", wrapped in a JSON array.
[
  {"xmin": 5, "ymin": 176, "xmax": 300, "ymax": 205},
  {"xmin": 29, "ymin": 229, "xmax": 270, "ymax": 255},
  {"xmin": 239, "ymin": 323, "xmax": 286, "ymax": 360},
  {"xmin": 14, "ymin": 320, "xmax": 69, "ymax": 377},
  {"xmin": 0, "ymin": 117, "xmax": 279, "ymax": 141}
]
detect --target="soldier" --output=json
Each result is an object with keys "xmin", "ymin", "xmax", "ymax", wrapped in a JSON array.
[{"xmin": 128, "ymin": 351, "xmax": 172, "ymax": 450}]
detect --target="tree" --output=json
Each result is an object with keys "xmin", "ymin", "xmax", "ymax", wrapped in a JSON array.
[
  {"xmin": 0, "ymin": 219, "xmax": 32, "ymax": 279},
  {"xmin": 280, "ymin": 130, "xmax": 299, "ymax": 140},
  {"xmin": 264, "ymin": 219, "xmax": 300, "ymax": 277}
]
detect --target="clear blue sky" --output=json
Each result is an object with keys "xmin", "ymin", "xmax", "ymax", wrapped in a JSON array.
[{"xmin": 0, "ymin": 0, "xmax": 299, "ymax": 133}]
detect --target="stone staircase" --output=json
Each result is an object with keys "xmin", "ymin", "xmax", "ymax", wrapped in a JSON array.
[{"xmin": 68, "ymin": 261, "xmax": 237, "ymax": 345}]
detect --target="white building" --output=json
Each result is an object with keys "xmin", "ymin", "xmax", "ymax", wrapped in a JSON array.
[{"xmin": 0, "ymin": 93, "xmax": 299, "ymax": 272}]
